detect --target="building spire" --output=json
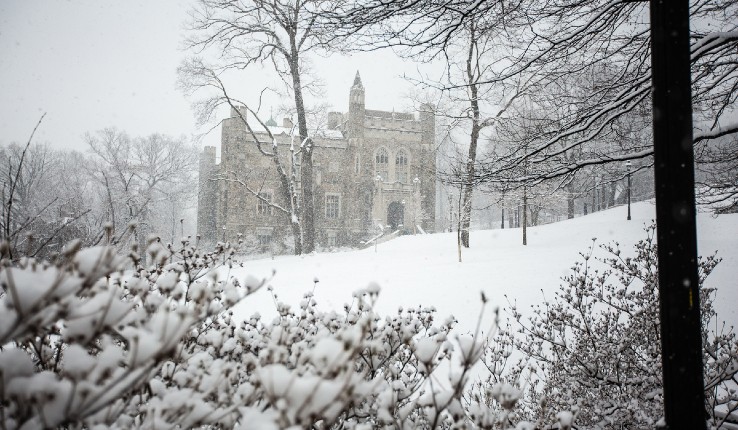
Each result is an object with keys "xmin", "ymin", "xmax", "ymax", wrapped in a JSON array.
[
  {"xmin": 353, "ymin": 70, "xmax": 363, "ymax": 87},
  {"xmin": 265, "ymin": 107, "xmax": 277, "ymax": 127}
]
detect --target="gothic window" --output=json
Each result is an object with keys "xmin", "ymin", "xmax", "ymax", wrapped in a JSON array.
[
  {"xmin": 396, "ymin": 149, "xmax": 409, "ymax": 183},
  {"xmin": 257, "ymin": 191, "xmax": 272, "ymax": 215},
  {"xmin": 325, "ymin": 194, "xmax": 340, "ymax": 219},
  {"xmin": 375, "ymin": 147, "xmax": 389, "ymax": 181}
]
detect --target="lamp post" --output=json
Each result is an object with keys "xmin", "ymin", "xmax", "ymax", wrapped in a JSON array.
[
  {"xmin": 400, "ymin": 200, "xmax": 406, "ymax": 233},
  {"xmin": 374, "ymin": 174, "xmax": 383, "ymax": 225},
  {"xmin": 412, "ymin": 177, "xmax": 420, "ymax": 234},
  {"xmin": 222, "ymin": 226, "xmax": 226, "ymax": 242},
  {"xmin": 626, "ymin": 160, "xmax": 632, "ymax": 221},
  {"xmin": 447, "ymin": 194, "xmax": 453, "ymax": 232}
]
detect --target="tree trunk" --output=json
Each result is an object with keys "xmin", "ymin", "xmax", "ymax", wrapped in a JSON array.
[
  {"xmin": 567, "ymin": 183, "xmax": 575, "ymax": 219},
  {"xmin": 522, "ymin": 187, "xmax": 527, "ymax": 245},
  {"xmin": 460, "ymin": 23, "xmax": 481, "ymax": 249},
  {"xmin": 609, "ymin": 182, "xmax": 617, "ymax": 207},
  {"xmin": 601, "ymin": 182, "xmax": 608, "ymax": 209},
  {"xmin": 456, "ymin": 193, "xmax": 462, "ymax": 262},
  {"xmin": 289, "ymin": 49, "xmax": 315, "ymax": 254},
  {"xmin": 529, "ymin": 203, "xmax": 539, "ymax": 226},
  {"xmin": 500, "ymin": 197, "xmax": 505, "ymax": 229},
  {"xmin": 273, "ymin": 148, "xmax": 302, "ymax": 255}
]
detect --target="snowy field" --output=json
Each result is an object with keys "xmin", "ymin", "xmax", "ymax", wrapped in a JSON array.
[{"xmin": 230, "ymin": 201, "xmax": 738, "ymax": 334}]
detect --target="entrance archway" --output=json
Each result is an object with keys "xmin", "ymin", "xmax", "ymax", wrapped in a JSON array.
[{"xmin": 387, "ymin": 201, "xmax": 404, "ymax": 231}]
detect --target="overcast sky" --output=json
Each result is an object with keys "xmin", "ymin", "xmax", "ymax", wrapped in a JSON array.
[{"xmin": 0, "ymin": 1, "xmax": 434, "ymax": 152}]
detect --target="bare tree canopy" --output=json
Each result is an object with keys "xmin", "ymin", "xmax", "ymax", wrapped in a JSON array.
[{"xmin": 334, "ymin": 0, "xmax": 738, "ymax": 193}]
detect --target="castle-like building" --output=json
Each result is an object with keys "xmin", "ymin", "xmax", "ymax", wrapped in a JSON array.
[{"xmin": 197, "ymin": 72, "xmax": 436, "ymax": 251}]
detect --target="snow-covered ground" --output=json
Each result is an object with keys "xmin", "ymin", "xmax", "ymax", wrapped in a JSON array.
[{"xmin": 230, "ymin": 201, "xmax": 738, "ymax": 333}]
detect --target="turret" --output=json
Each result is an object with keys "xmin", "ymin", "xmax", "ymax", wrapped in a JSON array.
[{"xmin": 348, "ymin": 71, "xmax": 365, "ymax": 139}]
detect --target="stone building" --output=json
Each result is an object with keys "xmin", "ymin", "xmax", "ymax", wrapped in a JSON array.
[{"xmin": 197, "ymin": 72, "xmax": 436, "ymax": 251}]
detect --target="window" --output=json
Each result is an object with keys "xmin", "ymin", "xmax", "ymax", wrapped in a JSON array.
[
  {"xmin": 375, "ymin": 147, "xmax": 389, "ymax": 180},
  {"xmin": 325, "ymin": 194, "xmax": 340, "ymax": 219},
  {"xmin": 396, "ymin": 149, "xmax": 408, "ymax": 183},
  {"xmin": 257, "ymin": 191, "xmax": 272, "ymax": 215},
  {"xmin": 258, "ymin": 233, "xmax": 271, "ymax": 247},
  {"xmin": 354, "ymin": 154, "xmax": 360, "ymax": 175},
  {"xmin": 257, "ymin": 230, "xmax": 272, "ymax": 251},
  {"xmin": 326, "ymin": 231, "xmax": 338, "ymax": 248}
]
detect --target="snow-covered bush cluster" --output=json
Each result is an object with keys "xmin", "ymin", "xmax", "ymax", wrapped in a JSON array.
[
  {"xmin": 2, "ymin": 225, "xmax": 736, "ymax": 429},
  {"xmin": 1, "ymin": 237, "xmax": 537, "ymax": 429},
  {"xmin": 489, "ymin": 225, "xmax": 738, "ymax": 428},
  {"xmin": 0, "ymin": 237, "xmax": 261, "ymax": 429}
]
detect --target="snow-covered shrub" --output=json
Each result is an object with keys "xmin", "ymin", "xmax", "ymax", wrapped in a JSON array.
[
  {"xmin": 6, "ymin": 223, "xmax": 733, "ymax": 429},
  {"xmin": 2, "ymin": 234, "xmax": 546, "ymax": 429},
  {"xmin": 140, "ymin": 283, "xmax": 535, "ymax": 429},
  {"xmin": 501, "ymin": 225, "xmax": 738, "ymax": 428},
  {"xmin": 0, "ymin": 237, "xmax": 259, "ymax": 429}
]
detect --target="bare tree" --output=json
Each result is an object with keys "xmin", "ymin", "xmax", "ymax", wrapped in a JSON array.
[
  {"xmin": 183, "ymin": 0, "xmax": 341, "ymax": 253},
  {"xmin": 0, "ymin": 115, "xmax": 93, "ymax": 259},
  {"xmin": 414, "ymin": 14, "xmax": 531, "ymax": 247},
  {"xmin": 335, "ymin": 0, "xmax": 738, "ymax": 196},
  {"xmin": 696, "ymin": 134, "xmax": 738, "ymax": 213},
  {"xmin": 85, "ymin": 129, "xmax": 198, "ymax": 251}
]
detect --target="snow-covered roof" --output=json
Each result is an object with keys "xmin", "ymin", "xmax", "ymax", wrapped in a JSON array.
[
  {"xmin": 258, "ymin": 126, "xmax": 344, "ymax": 141},
  {"xmin": 265, "ymin": 126, "xmax": 292, "ymax": 136},
  {"xmin": 314, "ymin": 129, "xmax": 344, "ymax": 140}
]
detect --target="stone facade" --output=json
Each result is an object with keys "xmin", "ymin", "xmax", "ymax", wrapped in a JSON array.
[{"xmin": 197, "ymin": 72, "xmax": 436, "ymax": 251}]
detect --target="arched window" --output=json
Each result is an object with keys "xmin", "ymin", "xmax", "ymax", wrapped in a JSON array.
[
  {"xmin": 395, "ymin": 149, "xmax": 408, "ymax": 183},
  {"xmin": 375, "ymin": 147, "xmax": 389, "ymax": 181}
]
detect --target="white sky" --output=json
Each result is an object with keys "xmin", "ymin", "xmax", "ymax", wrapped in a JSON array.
[{"xmin": 0, "ymin": 0, "xmax": 437, "ymax": 152}]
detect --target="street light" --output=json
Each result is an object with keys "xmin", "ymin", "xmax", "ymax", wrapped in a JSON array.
[
  {"xmin": 400, "ymin": 200, "xmax": 406, "ymax": 233},
  {"xmin": 626, "ymin": 160, "xmax": 632, "ymax": 221},
  {"xmin": 447, "ymin": 194, "xmax": 453, "ymax": 232},
  {"xmin": 374, "ymin": 174, "xmax": 383, "ymax": 227},
  {"xmin": 412, "ymin": 177, "xmax": 420, "ymax": 234}
]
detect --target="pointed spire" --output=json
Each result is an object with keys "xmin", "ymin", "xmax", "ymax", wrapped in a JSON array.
[
  {"xmin": 265, "ymin": 107, "xmax": 277, "ymax": 127},
  {"xmin": 353, "ymin": 70, "xmax": 363, "ymax": 87}
]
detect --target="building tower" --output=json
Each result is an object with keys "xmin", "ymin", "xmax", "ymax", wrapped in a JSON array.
[{"xmin": 348, "ymin": 71, "xmax": 365, "ymax": 140}]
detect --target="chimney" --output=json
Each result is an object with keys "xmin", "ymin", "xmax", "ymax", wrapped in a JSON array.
[{"xmin": 230, "ymin": 105, "xmax": 247, "ymax": 120}]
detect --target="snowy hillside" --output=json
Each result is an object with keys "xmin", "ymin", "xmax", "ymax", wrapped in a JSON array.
[{"xmin": 230, "ymin": 201, "xmax": 738, "ymax": 333}]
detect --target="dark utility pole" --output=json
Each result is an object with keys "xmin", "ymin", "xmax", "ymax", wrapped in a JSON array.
[{"xmin": 649, "ymin": 1, "xmax": 706, "ymax": 428}]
